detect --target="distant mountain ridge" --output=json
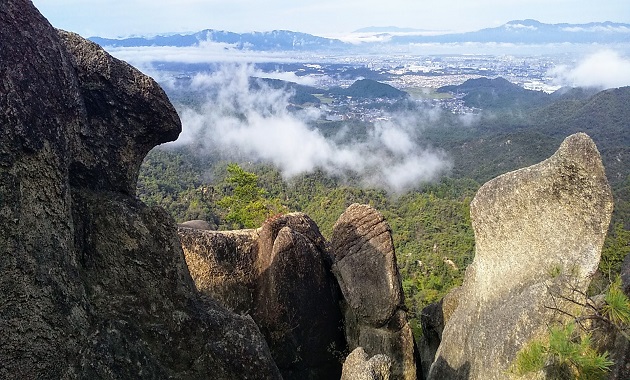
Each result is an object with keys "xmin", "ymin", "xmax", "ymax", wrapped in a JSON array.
[
  {"xmin": 89, "ymin": 20, "xmax": 630, "ymax": 51},
  {"xmin": 391, "ymin": 19, "xmax": 630, "ymax": 44},
  {"xmin": 90, "ymin": 29, "xmax": 346, "ymax": 51}
]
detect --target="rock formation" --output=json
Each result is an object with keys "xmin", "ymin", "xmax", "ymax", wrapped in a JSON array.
[
  {"xmin": 1, "ymin": 0, "xmax": 280, "ymax": 378},
  {"xmin": 331, "ymin": 204, "xmax": 418, "ymax": 380},
  {"xmin": 179, "ymin": 228, "xmax": 259, "ymax": 313},
  {"xmin": 428, "ymin": 133, "xmax": 614, "ymax": 379},
  {"xmin": 341, "ymin": 347, "xmax": 392, "ymax": 380},
  {"xmin": 179, "ymin": 213, "xmax": 346, "ymax": 379},
  {"xmin": 417, "ymin": 287, "xmax": 460, "ymax": 380},
  {"xmin": 59, "ymin": 30, "xmax": 180, "ymax": 195}
]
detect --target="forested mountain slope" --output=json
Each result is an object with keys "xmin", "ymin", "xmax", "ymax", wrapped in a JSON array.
[{"xmin": 138, "ymin": 83, "xmax": 630, "ymax": 334}]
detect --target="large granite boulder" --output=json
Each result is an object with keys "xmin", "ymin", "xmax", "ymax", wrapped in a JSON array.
[
  {"xmin": 0, "ymin": 1, "xmax": 280, "ymax": 378},
  {"xmin": 71, "ymin": 191, "xmax": 278, "ymax": 379},
  {"xmin": 178, "ymin": 228, "xmax": 260, "ymax": 314},
  {"xmin": 59, "ymin": 30, "xmax": 180, "ymax": 195},
  {"xmin": 331, "ymin": 204, "xmax": 418, "ymax": 380},
  {"xmin": 255, "ymin": 215, "xmax": 345, "ymax": 380},
  {"xmin": 179, "ymin": 213, "xmax": 347, "ymax": 379},
  {"xmin": 429, "ymin": 133, "xmax": 614, "ymax": 379},
  {"xmin": 341, "ymin": 347, "xmax": 392, "ymax": 380}
]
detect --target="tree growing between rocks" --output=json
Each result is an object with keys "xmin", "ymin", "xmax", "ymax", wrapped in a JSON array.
[
  {"xmin": 511, "ymin": 275, "xmax": 630, "ymax": 379},
  {"xmin": 217, "ymin": 163, "xmax": 287, "ymax": 228}
]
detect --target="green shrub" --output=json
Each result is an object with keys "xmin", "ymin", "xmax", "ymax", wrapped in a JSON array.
[
  {"xmin": 512, "ymin": 323, "xmax": 613, "ymax": 379},
  {"xmin": 601, "ymin": 276, "xmax": 630, "ymax": 328}
]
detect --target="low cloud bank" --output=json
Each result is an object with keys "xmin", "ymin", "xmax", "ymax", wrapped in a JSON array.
[
  {"xmin": 166, "ymin": 64, "xmax": 450, "ymax": 193},
  {"xmin": 107, "ymin": 44, "xmax": 306, "ymax": 66},
  {"xmin": 549, "ymin": 49, "xmax": 630, "ymax": 89}
]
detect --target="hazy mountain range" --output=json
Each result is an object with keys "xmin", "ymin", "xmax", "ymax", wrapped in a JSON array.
[
  {"xmin": 90, "ymin": 20, "xmax": 630, "ymax": 51},
  {"xmin": 90, "ymin": 29, "xmax": 346, "ymax": 51}
]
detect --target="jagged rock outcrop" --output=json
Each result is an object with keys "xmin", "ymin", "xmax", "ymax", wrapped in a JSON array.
[
  {"xmin": 331, "ymin": 204, "xmax": 418, "ymax": 380},
  {"xmin": 71, "ymin": 192, "xmax": 279, "ymax": 379},
  {"xmin": 1, "ymin": 0, "xmax": 280, "ymax": 378},
  {"xmin": 341, "ymin": 347, "xmax": 392, "ymax": 380},
  {"xmin": 1, "ymin": 2, "xmax": 85, "ymax": 376},
  {"xmin": 254, "ymin": 214, "xmax": 346, "ymax": 380},
  {"xmin": 59, "ymin": 30, "xmax": 181, "ymax": 195},
  {"xmin": 429, "ymin": 133, "xmax": 614, "ymax": 379},
  {"xmin": 179, "ymin": 213, "xmax": 346, "ymax": 379}
]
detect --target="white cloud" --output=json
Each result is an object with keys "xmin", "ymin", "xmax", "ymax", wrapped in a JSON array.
[
  {"xmin": 105, "ymin": 45, "xmax": 305, "ymax": 66},
  {"xmin": 505, "ymin": 23, "xmax": 537, "ymax": 31},
  {"xmin": 165, "ymin": 64, "xmax": 450, "ymax": 193},
  {"xmin": 562, "ymin": 26, "xmax": 630, "ymax": 33},
  {"xmin": 549, "ymin": 49, "xmax": 630, "ymax": 89},
  {"xmin": 251, "ymin": 70, "xmax": 324, "ymax": 86}
]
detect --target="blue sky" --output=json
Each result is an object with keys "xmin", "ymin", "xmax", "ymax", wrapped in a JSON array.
[{"xmin": 32, "ymin": 0, "xmax": 630, "ymax": 38}]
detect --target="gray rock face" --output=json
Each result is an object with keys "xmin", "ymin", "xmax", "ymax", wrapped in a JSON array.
[
  {"xmin": 59, "ymin": 30, "xmax": 181, "ymax": 195},
  {"xmin": 418, "ymin": 302, "xmax": 444, "ymax": 380},
  {"xmin": 332, "ymin": 204, "xmax": 418, "ymax": 380},
  {"xmin": 429, "ymin": 133, "xmax": 614, "ymax": 379},
  {"xmin": 332, "ymin": 204, "xmax": 403, "ymax": 326},
  {"xmin": 341, "ymin": 347, "xmax": 392, "ymax": 380},
  {"xmin": 179, "ymin": 212, "xmax": 347, "ymax": 380},
  {"xmin": 1, "ymin": 1, "xmax": 280, "ymax": 378},
  {"xmin": 72, "ymin": 191, "xmax": 279, "ymax": 379},
  {"xmin": 417, "ymin": 287, "xmax": 460, "ymax": 380},
  {"xmin": 255, "ymin": 215, "xmax": 345, "ymax": 380},
  {"xmin": 1, "ymin": 2, "xmax": 84, "ymax": 376}
]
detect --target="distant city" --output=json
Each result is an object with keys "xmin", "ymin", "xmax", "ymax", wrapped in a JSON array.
[{"xmin": 90, "ymin": 20, "xmax": 630, "ymax": 123}]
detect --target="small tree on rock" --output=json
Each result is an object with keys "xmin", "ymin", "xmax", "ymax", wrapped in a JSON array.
[{"xmin": 217, "ymin": 163, "xmax": 286, "ymax": 228}]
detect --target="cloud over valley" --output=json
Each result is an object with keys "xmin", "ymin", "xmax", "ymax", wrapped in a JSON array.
[
  {"xmin": 549, "ymin": 49, "xmax": 630, "ymax": 89},
  {"xmin": 164, "ymin": 64, "xmax": 451, "ymax": 193}
]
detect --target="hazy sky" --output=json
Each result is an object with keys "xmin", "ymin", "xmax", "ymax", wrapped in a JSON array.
[{"xmin": 32, "ymin": 0, "xmax": 630, "ymax": 38}]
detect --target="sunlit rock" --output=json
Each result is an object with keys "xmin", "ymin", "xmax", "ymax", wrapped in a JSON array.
[
  {"xmin": 332, "ymin": 204, "xmax": 418, "ymax": 380},
  {"xmin": 429, "ymin": 133, "xmax": 614, "ymax": 379}
]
